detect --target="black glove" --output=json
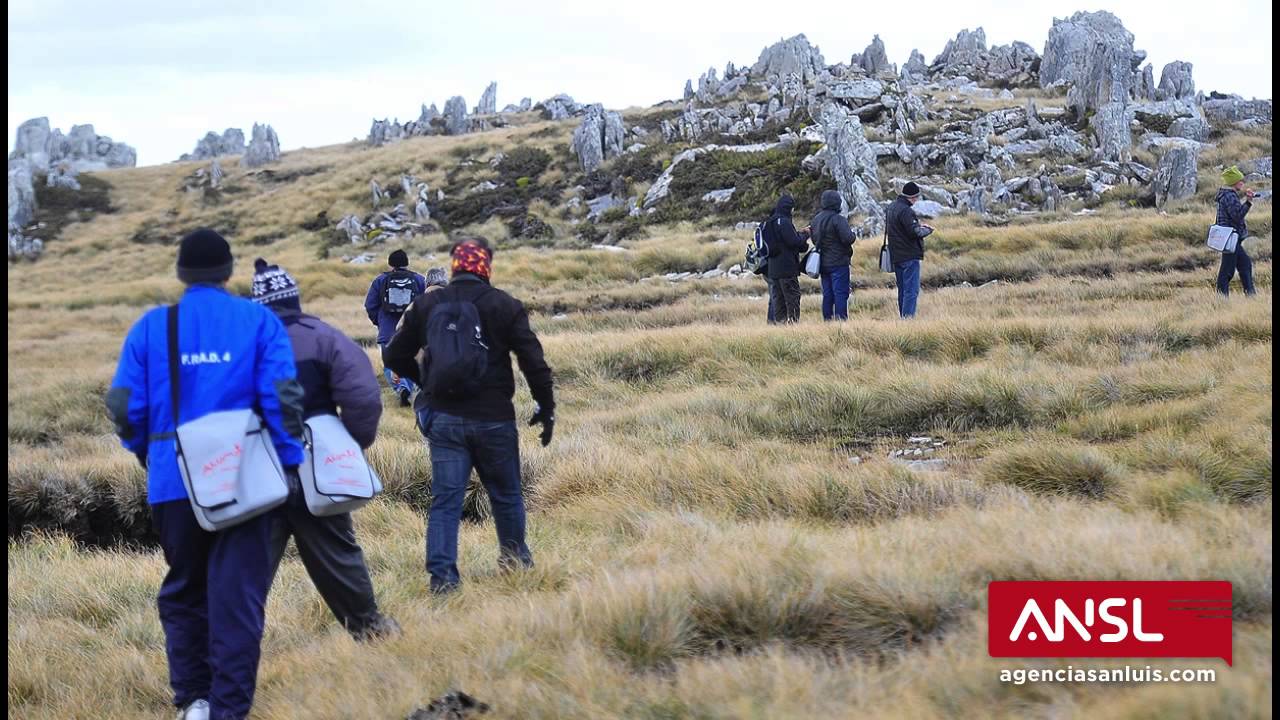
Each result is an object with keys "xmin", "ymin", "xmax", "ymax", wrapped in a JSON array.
[{"xmin": 528, "ymin": 405, "xmax": 555, "ymax": 447}]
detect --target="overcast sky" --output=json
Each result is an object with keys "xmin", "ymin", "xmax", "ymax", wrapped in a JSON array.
[{"xmin": 8, "ymin": 0, "xmax": 1273, "ymax": 166}]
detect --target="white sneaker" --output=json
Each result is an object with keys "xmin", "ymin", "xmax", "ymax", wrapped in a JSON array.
[{"xmin": 178, "ymin": 699, "xmax": 210, "ymax": 720}]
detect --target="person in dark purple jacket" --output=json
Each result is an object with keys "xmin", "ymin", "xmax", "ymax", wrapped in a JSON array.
[
  {"xmin": 252, "ymin": 259, "xmax": 400, "ymax": 642},
  {"xmin": 364, "ymin": 250, "xmax": 427, "ymax": 406}
]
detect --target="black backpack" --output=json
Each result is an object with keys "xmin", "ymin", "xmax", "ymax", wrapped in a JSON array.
[
  {"xmin": 423, "ymin": 288, "xmax": 491, "ymax": 399},
  {"xmin": 382, "ymin": 270, "xmax": 418, "ymax": 315}
]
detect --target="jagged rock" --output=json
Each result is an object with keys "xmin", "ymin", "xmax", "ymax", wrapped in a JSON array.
[
  {"xmin": 1168, "ymin": 115, "xmax": 1210, "ymax": 141},
  {"xmin": 976, "ymin": 161, "xmax": 1002, "ymax": 190},
  {"xmin": 1239, "ymin": 156, "xmax": 1272, "ymax": 178},
  {"xmin": 45, "ymin": 161, "xmax": 80, "ymax": 190},
  {"xmin": 912, "ymin": 200, "xmax": 947, "ymax": 218},
  {"xmin": 932, "ymin": 28, "xmax": 987, "ymax": 70},
  {"xmin": 1091, "ymin": 101, "xmax": 1132, "ymax": 161},
  {"xmin": 475, "ymin": 82, "xmax": 497, "ymax": 115},
  {"xmin": 1202, "ymin": 98, "xmax": 1273, "ymax": 124},
  {"xmin": 855, "ymin": 35, "xmax": 892, "ymax": 76},
  {"xmin": 696, "ymin": 67, "xmax": 721, "ymax": 103},
  {"xmin": 1134, "ymin": 63, "xmax": 1157, "ymax": 100},
  {"xmin": 1130, "ymin": 99, "xmax": 1203, "ymax": 133},
  {"xmin": 683, "ymin": 80, "xmax": 694, "ymax": 100},
  {"xmin": 10, "ymin": 117, "xmax": 136, "ymax": 172},
  {"xmin": 368, "ymin": 119, "xmax": 401, "ymax": 147},
  {"xmin": 586, "ymin": 194, "xmax": 623, "ymax": 221},
  {"xmin": 209, "ymin": 159, "xmax": 224, "ymax": 189},
  {"xmin": 180, "ymin": 128, "xmax": 245, "ymax": 161},
  {"xmin": 1152, "ymin": 142, "xmax": 1198, "ymax": 207},
  {"xmin": 643, "ymin": 142, "xmax": 782, "ymax": 208},
  {"xmin": 443, "ymin": 97, "xmax": 468, "ymax": 135},
  {"xmin": 702, "ymin": 188, "xmax": 735, "ymax": 204},
  {"xmin": 8, "ymin": 158, "xmax": 37, "ymax": 228},
  {"xmin": 571, "ymin": 104, "xmax": 625, "ymax": 172},
  {"xmin": 1124, "ymin": 161, "xmax": 1154, "ymax": 183},
  {"xmin": 336, "ymin": 214, "xmax": 364, "ymax": 244},
  {"xmin": 415, "ymin": 183, "xmax": 431, "ymax": 221},
  {"xmin": 716, "ymin": 75, "xmax": 748, "ymax": 98},
  {"xmin": 371, "ymin": 180, "xmax": 385, "ymax": 208},
  {"xmin": 660, "ymin": 107, "xmax": 734, "ymax": 143},
  {"xmin": 7, "ymin": 227, "xmax": 43, "ymax": 262},
  {"xmin": 1157, "ymin": 61, "xmax": 1195, "ymax": 100},
  {"xmin": 751, "ymin": 34, "xmax": 825, "ymax": 83},
  {"xmin": 900, "ymin": 49, "xmax": 928, "ymax": 82},
  {"xmin": 944, "ymin": 153, "xmax": 966, "ymax": 175},
  {"xmin": 1041, "ymin": 11, "xmax": 1141, "ymax": 116},
  {"xmin": 10, "ymin": 118, "xmax": 54, "ymax": 171},
  {"xmin": 817, "ymin": 102, "xmax": 882, "ymax": 231},
  {"xmin": 827, "ymin": 78, "xmax": 884, "ymax": 103},
  {"xmin": 537, "ymin": 94, "xmax": 584, "ymax": 121},
  {"xmin": 242, "ymin": 123, "xmax": 280, "ymax": 167}
]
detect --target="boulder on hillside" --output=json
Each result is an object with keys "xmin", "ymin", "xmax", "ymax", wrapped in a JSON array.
[
  {"xmin": 853, "ymin": 35, "xmax": 892, "ymax": 76},
  {"xmin": 1152, "ymin": 141, "xmax": 1199, "ymax": 207},
  {"xmin": 571, "ymin": 104, "xmax": 625, "ymax": 172},
  {"xmin": 242, "ymin": 123, "xmax": 280, "ymax": 167},
  {"xmin": 8, "ymin": 157, "xmax": 37, "ymax": 228},
  {"xmin": 475, "ymin": 82, "xmax": 497, "ymax": 115},
  {"xmin": 9, "ymin": 117, "xmax": 137, "ymax": 172},
  {"xmin": 443, "ymin": 96, "xmax": 468, "ymax": 135},
  {"xmin": 1040, "ymin": 11, "xmax": 1143, "ymax": 115},
  {"xmin": 179, "ymin": 128, "xmax": 245, "ymax": 161},
  {"xmin": 751, "ymin": 34, "xmax": 825, "ymax": 83},
  {"xmin": 1157, "ymin": 61, "xmax": 1195, "ymax": 101},
  {"xmin": 817, "ymin": 101, "xmax": 883, "ymax": 231}
]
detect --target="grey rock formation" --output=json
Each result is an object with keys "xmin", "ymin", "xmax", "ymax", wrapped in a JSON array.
[
  {"xmin": 336, "ymin": 214, "xmax": 364, "ymax": 245},
  {"xmin": 1167, "ymin": 115, "xmax": 1210, "ymax": 141},
  {"xmin": 976, "ymin": 161, "xmax": 1002, "ymax": 190},
  {"xmin": 210, "ymin": 159, "xmax": 223, "ymax": 189},
  {"xmin": 827, "ymin": 78, "xmax": 884, "ymax": 103},
  {"xmin": 1041, "ymin": 11, "xmax": 1141, "ymax": 115},
  {"xmin": 9, "ymin": 117, "xmax": 137, "ymax": 172},
  {"xmin": 932, "ymin": 27, "xmax": 987, "ymax": 69},
  {"xmin": 817, "ymin": 102, "xmax": 882, "ymax": 231},
  {"xmin": 716, "ymin": 75, "xmax": 748, "ymax": 98},
  {"xmin": 1152, "ymin": 142, "xmax": 1198, "ymax": 207},
  {"xmin": 10, "ymin": 118, "xmax": 54, "ymax": 171},
  {"xmin": 45, "ymin": 161, "xmax": 80, "ymax": 190},
  {"xmin": 8, "ymin": 158, "xmax": 37, "ymax": 228},
  {"xmin": 1202, "ymin": 98, "xmax": 1272, "ymax": 123},
  {"xmin": 180, "ymin": 128, "xmax": 245, "ymax": 161},
  {"xmin": 500, "ymin": 98, "xmax": 532, "ymax": 113},
  {"xmin": 930, "ymin": 28, "xmax": 1039, "ymax": 86},
  {"xmin": 1091, "ymin": 101, "xmax": 1133, "ymax": 161},
  {"xmin": 443, "ymin": 96, "xmax": 468, "ymax": 135},
  {"xmin": 537, "ymin": 94, "xmax": 584, "ymax": 121},
  {"xmin": 944, "ymin": 152, "xmax": 966, "ymax": 175},
  {"xmin": 1134, "ymin": 63, "xmax": 1156, "ymax": 100},
  {"xmin": 751, "ymin": 34, "xmax": 825, "ymax": 83},
  {"xmin": 7, "ymin": 227, "xmax": 42, "ymax": 262},
  {"xmin": 855, "ymin": 35, "xmax": 892, "ymax": 76},
  {"xmin": 684, "ymin": 80, "xmax": 694, "ymax": 100},
  {"xmin": 1157, "ymin": 61, "xmax": 1195, "ymax": 100},
  {"xmin": 571, "ymin": 104, "xmax": 626, "ymax": 172},
  {"xmin": 475, "ymin": 82, "xmax": 498, "ymax": 115},
  {"xmin": 643, "ymin": 142, "xmax": 782, "ymax": 208},
  {"xmin": 370, "ymin": 179, "xmax": 384, "ymax": 208},
  {"xmin": 242, "ymin": 123, "xmax": 280, "ymax": 167},
  {"xmin": 901, "ymin": 49, "xmax": 928, "ymax": 82}
]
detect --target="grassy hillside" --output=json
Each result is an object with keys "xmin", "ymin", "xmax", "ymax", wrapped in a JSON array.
[{"xmin": 7, "ymin": 106, "xmax": 1274, "ymax": 719}]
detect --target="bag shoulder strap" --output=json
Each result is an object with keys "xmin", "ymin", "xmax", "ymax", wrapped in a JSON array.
[{"xmin": 167, "ymin": 304, "xmax": 180, "ymax": 427}]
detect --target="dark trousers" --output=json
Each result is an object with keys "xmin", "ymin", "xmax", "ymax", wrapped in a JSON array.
[
  {"xmin": 820, "ymin": 265, "xmax": 851, "ymax": 320},
  {"xmin": 268, "ymin": 477, "xmax": 381, "ymax": 638},
  {"xmin": 153, "ymin": 500, "xmax": 273, "ymax": 720},
  {"xmin": 894, "ymin": 259, "xmax": 922, "ymax": 318},
  {"xmin": 379, "ymin": 341, "xmax": 416, "ymax": 394},
  {"xmin": 1216, "ymin": 244, "xmax": 1256, "ymax": 296},
  {"xmin": 418, "ymin": 410, "xmax": 533, "ymax": 592},
  {"xmin": 768, "ymin": 276, "xmax": 801, "ymax": 323},
  {"xmin": 764, "ymin": 276, "xmax": 777, "ymax": 323}
]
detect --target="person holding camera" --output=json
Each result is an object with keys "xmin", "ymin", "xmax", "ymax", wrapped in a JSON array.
[{"xmin": 1215, "ymin": 166, "xmax": 1257, "ymax": 297}]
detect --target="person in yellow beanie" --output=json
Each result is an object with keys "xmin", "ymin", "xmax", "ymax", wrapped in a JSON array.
[{"xmin": 1214, "ymin": 166, "xmax": 1256, "ymax": 297}]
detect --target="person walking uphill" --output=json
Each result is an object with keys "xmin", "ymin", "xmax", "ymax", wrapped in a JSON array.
[
  {"xmin": 105, "ymin": 229, "xmax": 306, "ymax": 720},
  {"xmin": 885, "ymin": 181, "xmax": 934, "ymax": 318},
  {"xmin": 1215, "ymin": 166, "xmax": 1257, "ymax": 297},
  {"xmin": 765, "ymin": 194, "xmax": 810, "ymax": 324},
  {"xmin": 365, "ymin": 250, "xmax": 426, "ymax": 406},
  {"xmin": 250, "ymin": 259, "xmax": 401, "ymax": 642},
  {"xmin": 384, "ymin": 238, "xmax": 556, "ymax": 594},
  {"xmin": 810, "ymin": 189, "xmax": 857, "ymax": 321}
]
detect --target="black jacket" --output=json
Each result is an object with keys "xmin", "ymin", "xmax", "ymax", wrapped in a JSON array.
[
  {"xmin": 765, "ymin": 196, "xmax": 809, "ymax": 279},
  {"xmin": 810, "ymin": 190, "xmax": 856, "ymax": 269},
  {"xmin": 885, "ymin": 195, "xmax": 933, "ymax": 263},
  {"xmin": 384, "ymin": 273, "xmax": 555, "ymax": 421},
  {"xmin": 1215, "ymin": 188, "xmax": 1251, "ymax": 240}
]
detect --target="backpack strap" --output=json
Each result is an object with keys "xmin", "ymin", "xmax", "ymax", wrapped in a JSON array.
[{"xmin": 166, "ymin": 304, "xmax": 181, "ymax": 429}]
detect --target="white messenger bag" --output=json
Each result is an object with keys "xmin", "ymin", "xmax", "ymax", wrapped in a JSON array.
[
  {"xmin": 168, "ymin": 305, "xmax": 288, "ymax": 532},
  {"xmin": 1206, "ymin": 225, "xmax": 1239, "ymax": 253},
  {"xmin": 299, "ymin": 413, "xmax": 382, "ymax": 517}
]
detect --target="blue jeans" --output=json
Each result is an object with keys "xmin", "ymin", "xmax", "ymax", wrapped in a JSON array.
[
  {"xmin": 1216, "ymin": 243, "xmax": 1255, "ymax": 296},
  {"xmin": 153, "ymin": 501, "xmax": 273, "ymax": 720},
  {"xmin": 379, "ymin": 342, "xmax": 416, "ymax": 394},
  {"xmin": 819, "ymin": 265, "xmax": 851, "ymax": 320},
  {"xmin": 894, "ymin": 260, "xmax": 921, "ymax": 318},
  {"xmin": 418, "ymin": 409, "xmax": 533, "ymax": 592}
]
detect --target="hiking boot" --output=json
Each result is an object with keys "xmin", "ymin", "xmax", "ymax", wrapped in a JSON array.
[
  {"xmin": 398, "ymin": 388, "xmax": 412, "ymax": 407},
  {"xmin": 177, "ymin": 699, "xmax": 210, "ymax": 720},
  {"xmin": 352, "ymin": 613, "xmax": 402, "ymax": 643}
]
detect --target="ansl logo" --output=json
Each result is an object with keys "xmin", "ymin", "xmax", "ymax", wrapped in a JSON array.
[{"xmin": 1009, "ymin": 598, "xmax": 1164, "ymax": 642}]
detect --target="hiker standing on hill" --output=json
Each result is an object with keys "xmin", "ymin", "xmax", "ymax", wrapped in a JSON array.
[
  {"xmin": 810, "ymin": 189, "xmax": 857, "ymax": 321},
  {"xmin": 250, "ymin": 259, "xmax": 401, "ymax": 643},
  {"xmin": 885, "ymin": 181, "xmax": 934, "ymax": 318},
  {"xmin": 1215, "ymin": 166, "xmax": 1257, "ymax": 297},
  {"xmin": 106, "ymin": 229, "xmax": 306, "ymax": 720},
  {"xmin": 765, "ymin": 194, "xmax": 811, "ymax": 324},
  {"xmin": 365, "ymin": 250, "xmax": 426, "ymax": 407},
  {"xmin": 383, "ymin": 238, "xmax": 556, "ymax": 594}
]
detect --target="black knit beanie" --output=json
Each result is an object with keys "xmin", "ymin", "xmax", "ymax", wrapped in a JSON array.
[
  {"xmin": 388, "ymin": 249, "xmax": 409, "ymax": 268},
  {"xmin": 250, "ymin": 258, "xmax": 302, "ymax": 311},
  {"xmin": 177, "ymin": 228, "xmax": 234, "ymax": 284},
  {"xmin": 902, "ymin": 181, "xmax": 921, "ymax": 198}
]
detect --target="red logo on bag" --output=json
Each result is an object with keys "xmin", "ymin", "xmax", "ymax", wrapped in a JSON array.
[
  {"xmin": 202, "ymin": 444, "xmax": 242, "ymax": 476},
  {"xmin": 324, "ymin": 449, "xmax": 357, "ymax": 465},
  {"xmin": 989, "ymin": 581, "xmax": 1233, "ymax": 665}
]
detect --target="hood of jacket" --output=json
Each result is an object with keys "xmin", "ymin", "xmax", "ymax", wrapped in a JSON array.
[
  {"xmin": 820, "ymin": 189, "xmax": 843, "ymax": 212},
  {"xmin": 773, "ymin": 195, "xmax": 795, "ymax": 216}
]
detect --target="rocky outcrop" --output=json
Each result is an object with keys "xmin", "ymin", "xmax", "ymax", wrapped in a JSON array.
[
  {"xmin": 242, "ymin": 123, "xmax": 280, "ymax": 167},
  {"xmin": 643, "ymin": 142, "xmax": 782, "ymax": 208},
  {"xmin": 443, "ymin": 96, "xmax": 468, "ymax": 135},
  {"xmin": 475, "ymin": 82, "xmax": 497, "ymax": 115},
  {"xmin": 1091, "ymin": 101, "xmax": 1133, "ymax": 162},
  {"xmin": 1156, "ymin": 61, "xmax": 1195, "ymax": 101},
  {"xmin": 571, "ymin": 104, "xmax": 625, "ymax": 172},
  {"xmin": 179, "ymin": 129, "xmax": 245, "ymax": 161},
  {"xmin": 1133, "ymin": 63, "xmax": 1157, "ymax": 100},
  {"xmin": 500, "ymin": 98, "xmax": 532, "ymax": 113},
  {"xmin": 1152, "ymin": 142, "xmax": 1198, "ymax": 207},
  {"xmin": 45, "ymin": 161, "xmax": 80, "ymax": 190},
  {"xmin": 853, "ymin": 35, "xmax": 892, "ymax": 76},
  {"xmin": 816, "ymin": 101, "xmax": 882, "ymax": 231},
  {"xmin": 8, "ymin": 158, "xmax": 37, "ymax": 228},
  {"xmin": 926, "ymin": 29, "xmax": 1038, "ymax": 86},
  {"xmin": 536, "ymin": 94, "xmax": 585, "ymax": 120},
  {"xmin": 1202, "ymin": 98, "xmax": 1272, "ymax": 124},
  {"xmin": 7, "ymin": 227, "xmax": 42, "ymax": 262},
  {"xmin": 901, "ymin": 49, "xmax": 928, "ymax": 83},
  {"xmin": 751, "ymin": 34, "xmax": 824, "ymax": 83},
  {"xmin": 9, "ymin": 117, "xmax": 136, "ymax": 172},
  {"xmin": 1041, "ymin": 11, "xmax": 1143, "ymax": 117}
]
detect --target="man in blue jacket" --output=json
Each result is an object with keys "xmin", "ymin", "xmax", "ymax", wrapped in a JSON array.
[
  {"xmin": 105, "ymin": 229, "xmax": 305, "ymax": 720},
  {"xmin": 364, "ymin": 249, "xmax": 427, "ymax": 406}
]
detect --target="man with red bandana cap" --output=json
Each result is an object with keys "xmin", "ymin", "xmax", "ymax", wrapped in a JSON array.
[{"xmin": 383, "ymin": 237, "xmax": 556, "ymax": 593}]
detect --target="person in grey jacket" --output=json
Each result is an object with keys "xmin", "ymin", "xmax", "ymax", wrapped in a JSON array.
[
  {"xmin": 1215, "ymin": 166, "xmax": 1256, "ymax": 297},
  {"xmin": 250, "ymin": 259, "xmax": 400, "ymax": 642},
  {"xmin": 809, "ymin": 189, "xmax": 857, "ymax": 320},
  {"xmin": 884, "ymin": 181, "xmax": 934, "ymax": 318}
]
